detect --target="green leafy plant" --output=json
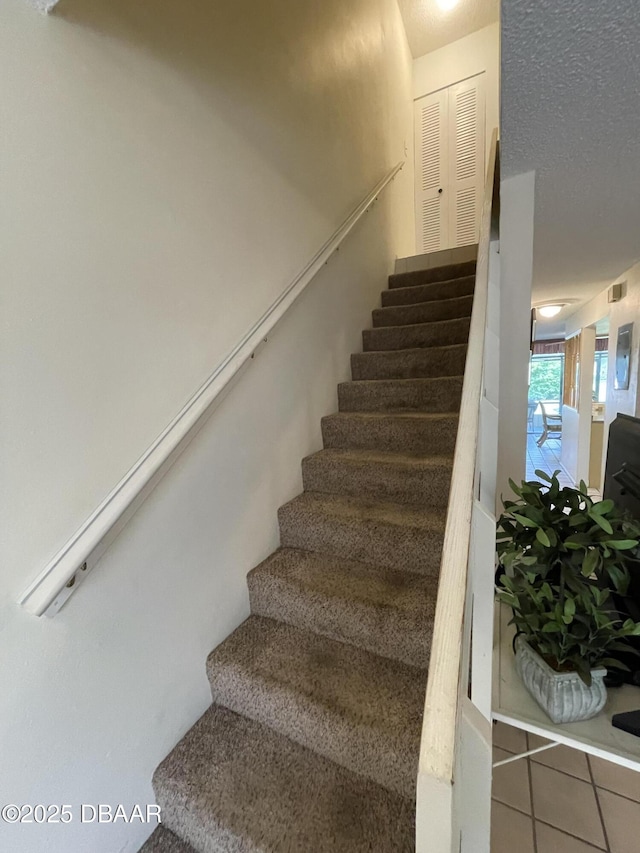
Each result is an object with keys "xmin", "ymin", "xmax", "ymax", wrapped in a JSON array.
[{"xmin": 496, "ymin": 470, "xmax": 640, "ymax": 685}]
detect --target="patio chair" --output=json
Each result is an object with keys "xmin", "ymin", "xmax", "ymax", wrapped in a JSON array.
[{"xmin": 536, "ymin": 401, "xmax": 562, "ymax": 447}]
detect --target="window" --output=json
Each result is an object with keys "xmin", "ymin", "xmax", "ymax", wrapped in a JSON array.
[
  {"xmin": 529, "ymin": 353, "xmax": 565, "ymax": 416},
  {"xmin": 593, "ymin": 350, "xmax": 608, "ymax": 402}
]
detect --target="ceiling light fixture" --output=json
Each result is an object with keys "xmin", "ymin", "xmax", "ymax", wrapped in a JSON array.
[
  {"xmin": 437, "ymin": 0, "xmax": 459, "ymax": 11},
  {"xmin": 537, "ymin": 304, "xmax": 565, "ymax": 319}
]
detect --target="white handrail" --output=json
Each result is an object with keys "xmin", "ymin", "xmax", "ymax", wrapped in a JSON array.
[
  {"xmin": 416, "ymin": 130, "xmax": 499, "ymax": 845},
  {"xmin": 19, "ymin": 160, "xmax": 404, "ymax": 617}
]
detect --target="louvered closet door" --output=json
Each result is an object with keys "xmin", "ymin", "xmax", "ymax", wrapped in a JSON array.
[
  {"xmin": 448, "ymin": 75, "xmax": 485, "ymax": 248},
  {"xmin": 414, "ymin": 89, "xmax": 449, "ymax": 253}
]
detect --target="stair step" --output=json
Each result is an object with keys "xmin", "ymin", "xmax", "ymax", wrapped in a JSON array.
[
  {"xmin": 153, "ymin": 705, "xmax": 415, "ymax": 853},
  {"xmin": 248, "ymin": 548, "xmax": 436, "ymax": 667},
  {"xmin": 388, "ymin": 260, "xmax": 476, "ymax": 289},
  {"xmin": 302, "ymin": 448, "xmax": 453, "ymax": 506},
  {"xmin": 351, "ymin": 345, "xmax": 467, "ymax": 380},
  {"xmin": 206, "ymin": 616, "xmax": 424, "ymax": 796},
  {"xmin": 278, "ymin": 492, "xmax": 446, "ymax": 575},
  {"xmin": 140, "ymin": 827, "xmax": 195, "ymax": 852},
  {"xmin": 322, "ymin": 410, "xmax": 458, "ymax": 454},
  {"xmin": 381, "ymin": 275, "xmax": 475, "ymax": 307},
  {"xmin": 363, "ymin": 317, "xmax": 471, "ymax": 351},
  {"xmin": 147, "ymin": 250, "xmax": 477, "ymax": 851},
  {"xmin": 373, "ymin": 294, "xmax": 473, "ymax": 327},
  {"xmin": 338, "ymin": 376, "xmax": 463, "ymax": 413}
]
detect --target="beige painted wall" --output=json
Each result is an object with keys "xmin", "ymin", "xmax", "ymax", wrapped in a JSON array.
[
  {"xmin": 0, "ymin": 1, "xmax": 414, "ymax": 850},
  {"xmin": 1, "ymin": 0, "xmax": 413, "ymax": 587},
  {"xmin": 413, "ymin": 22, "xmax": 500, "ymax": 164}
]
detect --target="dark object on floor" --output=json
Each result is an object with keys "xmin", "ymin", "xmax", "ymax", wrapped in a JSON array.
[{"xmin": 612, "ymin": 709, "xmax": 640, "ymax": 738}]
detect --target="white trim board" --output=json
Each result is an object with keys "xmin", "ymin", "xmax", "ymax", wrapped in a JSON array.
[{"xmin": 394, "ymin": 243, "xmax": 478, "ymax": 275}]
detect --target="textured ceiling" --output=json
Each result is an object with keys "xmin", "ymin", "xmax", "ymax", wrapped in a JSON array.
[
  {"xmin": 502, "ymin": 0, "xmax": 640, "ymax": 336},
  {"xmin": 398, "ymin": 0, "xmax": 499, "ymax": 58}
]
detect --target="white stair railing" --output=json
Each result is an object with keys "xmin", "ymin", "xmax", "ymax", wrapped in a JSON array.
[{"xmin": 416, "ymin": 129, "xmax": 500, "ymax": 853}]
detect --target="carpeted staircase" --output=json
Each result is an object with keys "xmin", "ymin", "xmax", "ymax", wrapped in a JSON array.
[{"xmin": 141, "ymin": 256, "xmax": 475, "ymax": 853}]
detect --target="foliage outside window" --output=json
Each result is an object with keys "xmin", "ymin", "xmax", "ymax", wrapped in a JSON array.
[{"xmin": 529, "ymin": 354, "xmax": 564, "ymax": 409}]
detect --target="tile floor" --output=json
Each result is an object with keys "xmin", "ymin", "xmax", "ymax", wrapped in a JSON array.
[
  {"xmin": 525, "ymin": 421, "xmax": 572, "ymax": 488},
  {"xmin": 491, "ymin": 722, "xmax": 640, "ymax": 853},
  {"xmin": 525, "ymin": 429, "xmax": 601, "ymax": 497}
]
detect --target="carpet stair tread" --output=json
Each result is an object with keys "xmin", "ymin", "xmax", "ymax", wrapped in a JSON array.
[
  {"xmin": 153, "ymin": 705, "xmax": 415, "ymax": 853},
  {"xmin": 206, "ymin": 616, "xmax": 425, "ymax": 797},
  {"xmin": 140, "ymin": 827, "xmax": 196, "ymax": 853},
  {"xmin": 248, "ymin": 546, "xmax": 436, "ymax": 667},
  {"xmin": 301, "ymin": 447, "xmax": 453, "ymax": 506},
  {"xmin": 278, "ymin": 491, "xmax": 446, "ymax": 574},
  {"xmin": 351, "ymin": 344, "xmax": 467, "ymax": 380},
  {"xmin": 372, "ymin": 294, "xmax": 473, "ymax": 328},
  {"xmin": 321, "ymin": 410, "xmax": 459, "ymax": 455},
  {"xmin": 338, "ymin": 375, "xmax": 463, "ymax": 412},
  {"xmin": 363, "ymin": 317, "xmax": 471, "ymax": 352},
  {"xmin": 388, "ymin": 259, "xmax": 476, "ymax": 289},
  {"xmin": 381, "ymin": 275, "xmax": 475, "ymax": 307}
]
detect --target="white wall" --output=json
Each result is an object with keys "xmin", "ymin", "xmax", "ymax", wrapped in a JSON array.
[
  {"xmin": 603, "ymin": 263, "xmax": 640, "ymax": 488},
  {"xmin": 413, "ymin": 22, "xmax": 500, "ymax": 161},
  {"xmin": 0, "ymin": 0, "xmax": 414, "ymax": 850},
  {"xmin": 565, "ymin": 291, "xmax": 610, "ymax": 338},
  {"xmin": 1, "ymin": 0, "xmax": 413, "ymax": 593},
  {"xmin": 606, "ymin": 262, "xmax": 640, "ymax": 427},
  {"xmin": 561, "ymin": 404, "xmax": 580, "ymax": 483},
  {"xmin": 561, "ymin": 261, "xmax": 640, "ymax": 487},
  {"xmin": 497, "ymin": 171, "xmax": 535, "ymax": 502}
]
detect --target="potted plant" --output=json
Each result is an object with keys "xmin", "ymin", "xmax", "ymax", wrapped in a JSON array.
[{"xmin": 496, "ymin": 470, "xmax": 640, "ymax": 724}]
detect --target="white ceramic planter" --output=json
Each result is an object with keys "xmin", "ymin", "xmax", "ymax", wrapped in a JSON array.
[{"xmin": 515, "ymin": 635, "xmax": 607, "ymax": 724}]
